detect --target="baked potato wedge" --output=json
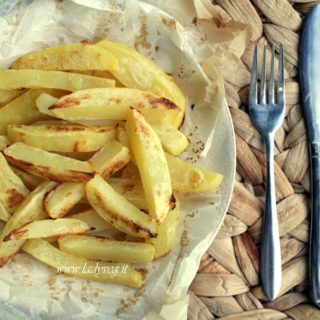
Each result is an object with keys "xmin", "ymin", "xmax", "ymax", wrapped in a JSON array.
[
  {"xmin": 39, "ymin": 88, "xmax": 181, "ymax": 126},
  {"xmin": 35, "ymin": 93, "xmax": 58, "ymax": 118},
  {"xmin": 57, "ymin": 151, "xmax": 96, "ymax": 161},
  {"xmin": 0, "ymin": 89, "xmax": 26, "ymax": 107},
  {"xmin": 12, "ymin": 168, "xmax": 45, "ymax": 191},
  {"xmin": 108, "ymin": 178, "xmax": 147, "ymax": 210},
  {"xmin": 86, "ymin": 175, "xmax": 157, "ymax": 238},
  {"xmin": 126, "ymin": 109, "xmax": 173, "ymax": 223},
  {"xmin": 0, "ymin": 181, "xmax": 56, "ymax": 266},
  {"xmin": 11, "ymin": 42, "xmax": 119, "ymax": 71},
  {"xmin": 8, "ymin": 124, "xmax": 115, "ymax": 152},
  {"xmin": 44, "ymin": 183, "xmax": 85, "ymax": 218},
  {"xmin": 1, "ymin": 181, "xmax": 57, "ymax": 241},
  {"xmin": 0, "ymin": 153, "xmax": 29, "ymax": 213},
  {"xmin": 77, "ymin": 178, "xmax": 148, "ymax": 210},
  {"xmin": 59, "ymin": 235, "xmax": 155, "ymax": 264},
  {"xmin": 0, "ymin": 136, "xmax": 10, "ymax": 151},
  {"xmin": 120, "ymin": 162, "xmax": 140, "ymax": 179},
  {"xmin": 91, "ymin": 70, "xmax": 123, "ymax": 87},
  {"xmin": 97, "ymin": 39, "xmax": 185, "ymax": 127},
  {"xmin": 70, "ymin": 209, "xmax": 114, "ymax": 232},
  {"xmin": 165, "ymin": 153, "xmax": 224, "ymax": 193},
  {"xmin": 88, "ymin": 140, "xmax": 130, "ymax": 178},
  {"xmin": 4, "ymin": 142, "xmax": 94, "ymax": 182},
  {"xmin": 0, "ymin": 240, "xmax": 25, "ymax": 267},
  {"xmin": 0, "ymin": 202, "xmax": 10, "ymax": 222},
  {"xmin": 147, "ymin": 194, "xmax": 180, "ymax": 259},
  {"xmin": 6, "ymin": 218, "xmax": 91, "ymax": 241},
  {"xmin": 153, "ymin": 124, "xmax": 189, "ymax": 156},
  {"xmin": 0, "ymin": 89, "xmax": 52, "ymax": 135},
  {"xmin": 22, "ymin": 239, "xmax": 142, "ymax": 288},
  {"xmin": 0, "ymin": 70, "xmax": 115, "ymax": 92},
  {"xmin": 115, "ymin": 123, "xmax": 130, "ymax": 149}
]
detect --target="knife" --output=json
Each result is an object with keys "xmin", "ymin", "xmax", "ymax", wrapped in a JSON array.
[{"xmin": 300, "ymin": 4, "xmax": 320, "ymax": 308}]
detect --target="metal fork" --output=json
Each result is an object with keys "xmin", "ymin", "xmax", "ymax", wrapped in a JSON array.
[{"xmin": 249, "ymin": 44, "xmax": 285, "ymax": 301}]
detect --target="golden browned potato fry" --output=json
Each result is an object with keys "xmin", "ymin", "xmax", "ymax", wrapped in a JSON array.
[
  {"xmin": 153, "ymin": 124, "xmax": 189, "ymax": 156},
  {"xmin": 0, "ymin": 202, "xmax": 10, "ymax": 222},
  {"xmin": 57, "ymin": 152, "xmax": 96, "ymax": 161},
  {"xmin": 127, "ymin": 109, "xmax": 173, "ymax": 223},
  {"xmin": 8, "ymin": 124, "xmax": 115, "ymax": 152},
  {"xmin": 70, "ymin": 209, "xmax": 114, "ymax": 231},
  {"xmin": 121, "ymin": 162, "xmax": 140, "ymax": 179},
  {"xmin": 0, "ymin": 241, "xmax": 25, "ymax": 266},
  {"xmin": 0, "ymin": 89, "xmax": 26, "ymax": 107},
  {"xmin": 31, "ymin": 120, "xmax": 71, "ymax": 126},
  {"xmin": 0, "ymin": 70, "xmax": 115, "ymax": 92},
  {"xmin": 45, "ymin": 236, "xmax": 58, "ymax": 243},
  {"xmin": 12, "ymin": 168, "xmax": 45, "ymax": 191},
  {"xmin": 0, "ymin": 181, "xmax": 56, "ymax": 266},
  {"xmin": 7, "ymin": 218, "xmax": 91, "ymax": 240},
  {"xmin": 59, "ymin": 235, "xmax": 155, "ymax": 264},
  {"xmin": 88, "ymin": 140, "xmax": 130, "ymax": 178},
  {"xmin": 1, "ymin": 181, "xmax": 57, "ymax": 240},
  {"xmin": 0, "ymin": 136, "xmax": 10, "ymax": 151},
  {"xmin": 0, "ymin": 89, "xmax": 52, "ymax": 135},
  {"xmin": 165, "ymin": 153, "xmax": 224, "ymax": 193},
  {"xmin": 78, "ymin": 178, "xmax": 147, "ymax": 210},
  {"xmin": 91, "ymin": 70, "xmax": 123, "ymax": 87},
  {"xmin": 108, "ymin": 178, "xmax": 147, "ymax": 210},
  {"xmin": 86, "ymin": 175, "xmax": 157, "ymax": 238},
  {"xmin": 66, "ymin": 70, "xmax": 94, "ymax": 76},
  {"xmin": 115, "ymin": 123, "xmax": 130, "ymax": 149},
  {"xmin": 44, "ymin": 183, "xmax": 85, "ymax": 218},
  {"xmin": 4, "ymin": 143, "xmax": 94, "ymax": 182},
  {"xmin": 0, "ymin": 153, "xmax": 29, "ymax": 213},
  {"xmin": 11, "ymin": 42, "xmax": 119, "ymax": 71},
  {"xmin": 37, "ymin": 88, "xmax": 181, "ymax": 126},
  {"xmin": 35, "ymin": 93, "xmax": 58, "ymax": 118},
  {"xmin": 97, "ymin": 39, "xmax": 185, "ymax": 127},
  {"xmin": 147, "ymin": 194, "xmax": 180, "ymax": 259},
  {"xmin": 22, "ymin": 239, "xmax": 142, "ymax": 288}
]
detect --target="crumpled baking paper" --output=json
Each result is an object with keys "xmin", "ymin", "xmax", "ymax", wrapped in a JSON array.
[{"xmin": 0, "ymin": 0, "xmax": 243, "ymax": 319}]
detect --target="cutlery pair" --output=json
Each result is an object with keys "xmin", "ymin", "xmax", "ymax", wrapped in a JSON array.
[{"xmin": 249, "ymin": 4, "xmax": 320, "ymax": 307}]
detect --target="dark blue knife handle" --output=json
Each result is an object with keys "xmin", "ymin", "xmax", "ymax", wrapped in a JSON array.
[
  {"xmin": 310, "ymin": 142, "xmax": 320, "ymax": 307},
  {"xmin": 299, "ymin": 4, "xmax": 320, "ymax": 308}
]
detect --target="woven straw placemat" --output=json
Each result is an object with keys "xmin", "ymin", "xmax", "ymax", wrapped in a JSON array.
[{"xmin": 187, "ymin": 1, "xmax": 320, "ymax": 319}]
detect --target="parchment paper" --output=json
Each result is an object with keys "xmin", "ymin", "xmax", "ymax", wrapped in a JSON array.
[{"xmin": 0, "ymin": 0, "xmax": 247, "ymax": 319}]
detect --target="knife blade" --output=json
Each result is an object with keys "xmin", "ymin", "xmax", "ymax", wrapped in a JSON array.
[{"xmin": 300, "ymin": 4, "xmax": 320, "ymax": 308}]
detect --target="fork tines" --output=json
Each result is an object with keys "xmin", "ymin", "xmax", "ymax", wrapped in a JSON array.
[{"xmin": 250, "ymin": 43, "xmax": 285, "ymax": 106}]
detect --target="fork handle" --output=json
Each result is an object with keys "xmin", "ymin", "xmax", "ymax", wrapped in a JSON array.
[
  {"xmin": 310, "ymin": 143, "xmax": 320, "ymax": 307},
  {"xmin": 260, "ymin": 133, "xmax": 282, "ymax": 301}
]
